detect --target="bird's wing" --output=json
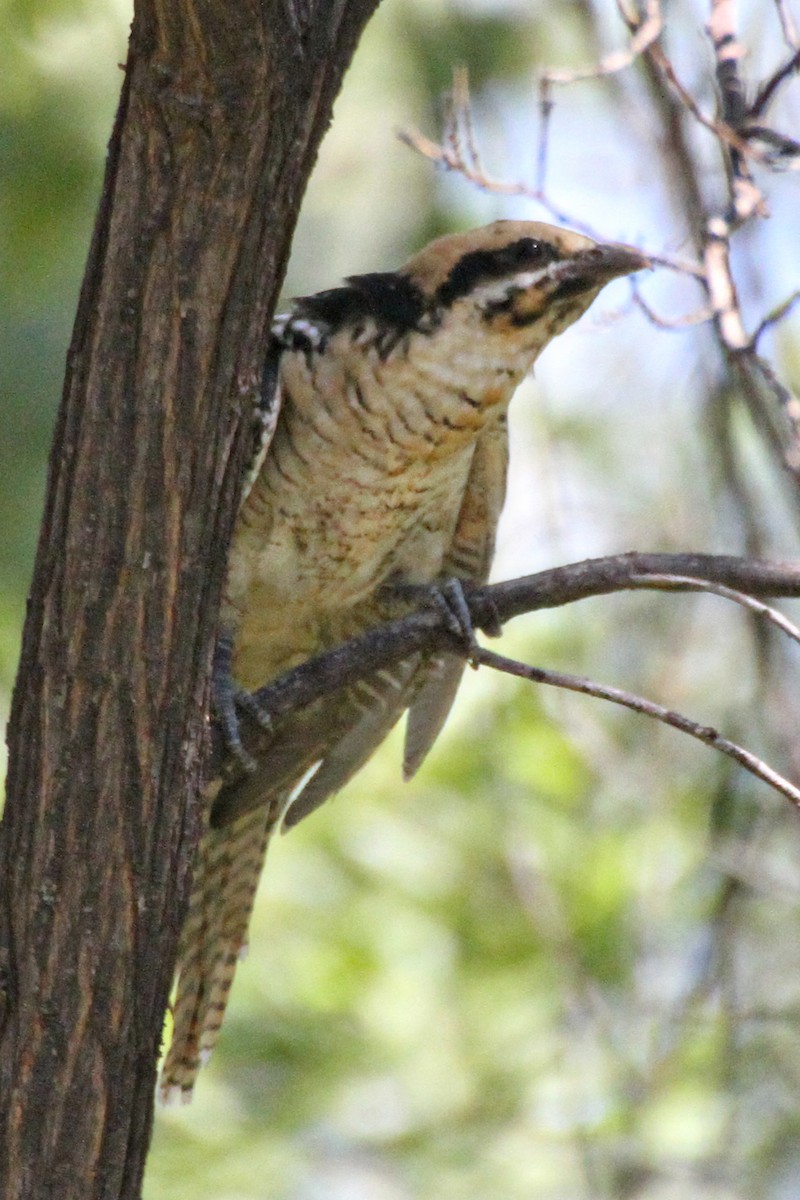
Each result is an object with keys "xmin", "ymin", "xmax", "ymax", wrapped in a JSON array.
[
  {"xmin": 216, "ymin": 655, "xmax": 424, "ymax": 833},
  {"xmin": 280, "ymin": 658, "xmax": 423, "ymax": 827},
  {"xmin": 402, "ymin": 412, "xmax": 509, "ymax": 778}
]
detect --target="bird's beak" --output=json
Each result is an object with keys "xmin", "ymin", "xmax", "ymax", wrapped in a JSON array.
[
  {"xmin": 548, "ymin": 242, "xmax": 651, "ymax": 299},
  {"xmin": 591, "ymin": 242, "xmax": 652, "ymax": 280}
]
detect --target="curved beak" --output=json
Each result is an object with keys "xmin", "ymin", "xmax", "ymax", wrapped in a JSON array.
[
  {"xmin": 548, "ymin": 242, "xmax": 651, "ymax": 299},
  {"xmin": 591, "ymin": 242, "xmax": 652, "ymax": 279}
]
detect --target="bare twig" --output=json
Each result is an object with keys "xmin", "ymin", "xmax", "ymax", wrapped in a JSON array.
[
  {"xmin": 775, "ymin": 0, "xmax": 800, "ymax": 49},
  {"xmin": 628, "ymin": 573, "xmax": 800, "ymax": 647},
  {"xmin": 631, "ymin": 277, "xmax": 713, "ymax": 330},
  {"xmin": 400, "ymin": 71, "xmax": 698, "ymax": 276},
  {"xmin": 649, "ymin": 45, "xmax": 774, "ymax": 173},
  {"xmin": 476, "ymin": 645, "xmax": 800, "ymax": 812},
  {"xmin": 533, "ymin": 0, "xmax": 662, "ymax": 202},
  {"xmin": 708, "ymin": 0, "xmax": 748, "ymax": 127},
  {"xmin": 750, "ymin": 49, "xmax": 800, "ymax": 117},
  {"xmin": 705, "ymin": 217, "xmax": 750, "ymax": 349},
  {"xmin": 540, "ymin": 0, "xmax": 663, "ymax": 86},
  {"xmin": 751, "ymin": 290, "xmax": 800, "ymax": 346},
  {"xmin": 397, "ymin": 115, "xmax": 603, "ymax": 239},
  {"xmin": 708, "ymin": 0, "xmax": 752, "ymax": 205}
]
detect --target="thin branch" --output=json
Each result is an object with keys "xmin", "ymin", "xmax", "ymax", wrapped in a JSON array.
[
  {"xmin": 750, "ymin": 49, "xmax": 800, "ymax": 117},
  {"xmin": 627, "ymin": 573, "xmax": 800, "ymax": 646},
  {"xmin": 645, "ymin": 41, "xmax": 774, "ymax": 173},
  {"xmin": 708, "ymin": 0, "xmax": 748, "ymax": 128},
  {"xmin": 397, "ymin": 122, "xmax": 603, "ymax": 238},
  {"xmin": 476, "ymin": 646, "xmax": 800, "ymax": 812},
  {"xmin": 708, "ymin": 0, "xmax": 752, "ymax": 200},
  {"xmin": 206, "ymin": 554, "xmax": 800, "ymax": 821},
  {"xmin": 705, "ymin": 216, "xmax": 750, "ymax": 349},
  {"xmin": 631, "ymin": 277, "xmax": 713, "ymax": 330},
  {"xmin": 775, "ymin": 0, "xmax": 800, "ymax": 49},
  {"xmin": 540, "ymin": 0, "xmax": 663, "ymax": 86},
  {"xmin": 744, "ymin": 123, "xmax": 800, "ymax": 159},
  {"xmin": 237, "ymin": 553, "xmax": 800, "ymax": 732},
  {"xmin": 751, "ymin": 290, "xmax": 800, "ymax": 345},
  {"xmin": 399, "ymin": 72, "xmax": 699, "ymax": 277},
  {"xmin": 451, "ymin": 66, "xmax": 481, "ymax": 173}
]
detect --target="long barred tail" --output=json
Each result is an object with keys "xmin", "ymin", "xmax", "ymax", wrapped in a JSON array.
[
  {"xmin": 159, "ymin": 804, "xmax": 279, "ymax": 1103},
  {"xmin": 158, "ymin": 656, "xmax": 440, "ymax": 1103}
]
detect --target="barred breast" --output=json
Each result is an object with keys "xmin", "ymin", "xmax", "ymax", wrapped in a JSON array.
[{"xmin": 227, "ymin": 309, "xmax": 532, "ymax": 690}]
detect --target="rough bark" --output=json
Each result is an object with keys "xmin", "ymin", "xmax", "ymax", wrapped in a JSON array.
[{"xmin": 0, "ymin": 1, "xmax": 379, "ymax": 1196}]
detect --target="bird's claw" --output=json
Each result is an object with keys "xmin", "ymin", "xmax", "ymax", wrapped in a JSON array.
[
  {"xmin": 431, "ymin": 578, "xmax": 482, "ymax": 667},
  {"xmin": 383, "ymin": 577, "xmax": 482, "ymax": 666},
  {"xmin": 213, "ymin": 632, "xmax": 272, "ymax": 773}
]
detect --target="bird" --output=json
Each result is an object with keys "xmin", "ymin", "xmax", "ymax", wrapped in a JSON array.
[{"xmin": 159, "ymin": 219, "xmax": 649, "ymax": 1101}]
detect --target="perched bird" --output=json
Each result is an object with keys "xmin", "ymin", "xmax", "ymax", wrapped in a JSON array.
[{"xmin": 160, "ymin": 220, "xmax": 648, "ymax": 1100}]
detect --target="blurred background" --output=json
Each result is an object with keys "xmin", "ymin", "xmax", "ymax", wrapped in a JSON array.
[{"xmin": 3, "ymin": 0, "xmax": 800, "ymax": 1196}]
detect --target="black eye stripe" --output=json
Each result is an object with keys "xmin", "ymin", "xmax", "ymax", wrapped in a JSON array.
[
  {"xmin": 437, "ymin": 237, "xmax": 559, "ymax": 306},
  {"xmin": 511, "ymin": 238, "xmax": 544, "ymax": 262}
]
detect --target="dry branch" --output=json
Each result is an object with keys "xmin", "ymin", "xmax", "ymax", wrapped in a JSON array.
[
  {"xmin": 476, "ymin": 646, "xmax": 800, "ymax": 812},
  {"xmin": 211, "ymin": 553, "xmax": 800, "ymax": 826},
  {"xmin": 231, "ymin": 554, "xmax": 800, "ymax": 734}
]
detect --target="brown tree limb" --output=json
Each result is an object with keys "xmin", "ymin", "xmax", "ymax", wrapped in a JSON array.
[
  {"xmin": 242, "ymin": 552, "xmax": 800, "ymax": 724},
  {"xmin": 211, "ymin": 553, "xmax": 800, "ymax": 829},
  {"xmin": 0, "ymin": 2, "xmax": 380, "ymax": 1197}
]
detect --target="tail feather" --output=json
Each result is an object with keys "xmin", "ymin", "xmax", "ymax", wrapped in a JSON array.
[
  {"xmin": 283, "ymin": 659, "xmax": 421, "ymax": 828},
  {"xmin": 159, "ymin": 804, "xmax": 278, "ymax": 1103},
  {"xmin": 160, "ymin": 649, "xmax": 459, "ymax": 1101},
  {"xmin": 403, "ymin": 652, "xmax": 466, "ymax": 780}
]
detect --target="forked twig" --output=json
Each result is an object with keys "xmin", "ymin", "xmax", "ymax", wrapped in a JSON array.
[{"xmin": 540, "ymin": 0, "xmax": 663, "ymax": 86}]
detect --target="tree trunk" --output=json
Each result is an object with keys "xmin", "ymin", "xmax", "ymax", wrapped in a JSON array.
[{"xmin": 0, "ymin": 1, "xmax": 380, "ymax": 1195}]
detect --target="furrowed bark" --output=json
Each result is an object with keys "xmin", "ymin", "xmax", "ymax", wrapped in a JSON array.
[{"xmin": 0, "ymin": 2, "xmax": 380, "ymax": 1196}]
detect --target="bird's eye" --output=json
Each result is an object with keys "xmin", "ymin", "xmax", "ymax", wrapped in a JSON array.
[{"xmin": 511, "ymin": 238, "xmax": 548, "ymax": 264}]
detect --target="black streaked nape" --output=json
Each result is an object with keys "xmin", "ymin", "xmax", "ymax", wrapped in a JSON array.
[
  {"xmin": 292, "ymin": 271, "xmax": 428, "ymax": 338},
  {"xmin": 437, "ymin": 237, "xmax": 560, "ymax": 307}
]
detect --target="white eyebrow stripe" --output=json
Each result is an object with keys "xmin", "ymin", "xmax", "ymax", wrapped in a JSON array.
[{"xmin": 469, "ymin": 267, "xmax": 552, "ymax": 305}]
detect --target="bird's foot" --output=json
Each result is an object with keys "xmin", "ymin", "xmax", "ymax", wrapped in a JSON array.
[
  {"xmin": 431, "ymin": 578, "xmax": 482, "ymax": 667},
  {"xmin": 212, "ymin": 633, "xmax": 272, "ymax": 773},
  {"xmin": 383, "ymin": 577, "xmax": 482, "ymax": 667}
]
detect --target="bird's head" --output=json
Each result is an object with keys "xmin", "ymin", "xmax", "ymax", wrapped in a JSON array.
[
  {"xmin": 280, "ymin": 220, "xmax": 648, "ymax": 365},
  {"xmin": 403, "ymin": 219, "xmax": 649, "ymax": 346}
]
